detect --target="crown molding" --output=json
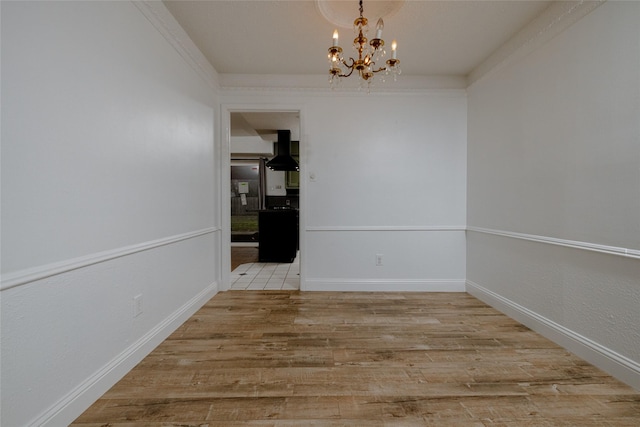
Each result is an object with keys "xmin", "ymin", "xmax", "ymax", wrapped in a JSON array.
[
  {"xmin": 132, "ymin": 1, "xmax": 219, "ymax": 90},
  {"xmin": 219, "ymin": 73, "xmax": 467, "ymax": 94},
  {"xmin": 132, "ymin": 1, "xmax": 603, "ymax": 93},
  {"xmin": 468, "ymin": 1, "xmax": 605, "ymax": 87}
]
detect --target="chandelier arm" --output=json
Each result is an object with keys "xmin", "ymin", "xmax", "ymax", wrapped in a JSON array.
[
  {"xmin": 339, "ymin": 60, "xmax": 357, "ymax": 78},
  {"xmin": 341, "ymin": 57, "xmax": 358, "ymax": 71},
  {"xmin": 339, "ymin": 68, "xmax": 356, "ymax": 78},
  {"xmin": 343, "ymin": 57, "xmax": 357, "ymax": 66}
]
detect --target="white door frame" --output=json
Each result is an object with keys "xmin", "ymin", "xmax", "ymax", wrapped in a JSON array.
[{"xmin": 219, "ymin": 103, "xmax": 306, "ymax": 291}]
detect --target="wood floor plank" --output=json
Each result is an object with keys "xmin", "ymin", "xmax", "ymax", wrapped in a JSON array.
[{"xmin": 71, "ymin": 291, "xmax": 640, "ymax": 425}]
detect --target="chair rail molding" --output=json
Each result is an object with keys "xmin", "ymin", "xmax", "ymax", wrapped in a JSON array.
[
  {"xmin": 467, "ymin": 226, "xmax": 640, "ymax": 260},
  {"xmin": 307, "ymin": 225, "xmax": 466, "ymax": 232},
  {"xmin": 1, "ymin": 227, "xmax": 221, "ymax": 291}
]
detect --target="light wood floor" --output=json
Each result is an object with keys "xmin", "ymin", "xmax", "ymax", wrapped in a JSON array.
[{"xmin": 72, "ymin": 291, "xmax": 640, "ymax": 426}]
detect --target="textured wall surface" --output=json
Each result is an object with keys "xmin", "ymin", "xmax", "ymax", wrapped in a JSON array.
[
  {"xmin": 0, "ymin": 2, "xmax": 220, "ymax": 425},
  {"xmin": 3, "ymin": 1, "xmax": 639, "ymax": 426},
  {"xmin": 467, "ymin": 1, "xmax": 640, "ymax": 388}
]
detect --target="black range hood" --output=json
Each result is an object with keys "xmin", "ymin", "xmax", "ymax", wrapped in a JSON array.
[{"xmin": 266, "ymin": 130, "xmax": 299, "ymax": 171}]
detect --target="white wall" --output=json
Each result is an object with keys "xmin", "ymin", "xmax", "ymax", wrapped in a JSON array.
[
  {"xmin": 0, "ymin": 2, "xmax": 220, "ymax": 425},
  {"xmin": 8, "ymin": 2, "xmax": 638, "ymax": 425},
  {"xmin": 230, "ymin": 135, "xmax": 273, "ymax": 155},
  {"xmin": 221, "ymin": 88, "xmax": 467, "ymax": 292},
  {"xmin": 467, "ymin": 1, "xmax": 640, "ymax": 388}
]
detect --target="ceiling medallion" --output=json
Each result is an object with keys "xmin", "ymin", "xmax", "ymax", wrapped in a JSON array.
[{"xmin": 325, "ymin": 0, "xmax": 401, "ymax": 90}]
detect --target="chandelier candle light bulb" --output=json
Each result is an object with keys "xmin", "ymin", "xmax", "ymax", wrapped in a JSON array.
[
  {"xmin": 392, "ymin": 40, "xmax": 397, "ymax": 59},
  {"xmin": 375, "ymin": 18, "xmax": 384, "ymax": 39},
  {"xmin": 333, "ymin": 29, "xmax": 339, "ymax": 47}
]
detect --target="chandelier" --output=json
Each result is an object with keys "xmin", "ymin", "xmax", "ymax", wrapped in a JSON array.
[{"xmin": 327, "ymin": 0, "xmax": 401, "ymax": 89}]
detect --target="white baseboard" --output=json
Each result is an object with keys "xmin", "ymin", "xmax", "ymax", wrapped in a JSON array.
[
  {"xmin": 36, "ymin": 282, "xmax": 219, "ymax": 427},
  {"xmin": 466, "ymin": 280, "xmax": 640, "ymax": 391},
  {"xmin": 303, "ymin": 279, "xmax": 466, "ymax": 292}
]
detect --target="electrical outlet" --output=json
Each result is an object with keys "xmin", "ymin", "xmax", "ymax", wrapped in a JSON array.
[
  {"xmin": 133, "ymin": 294, "xmax": 143, "ymax": 317},
  {"xmin": 376, "ymin": 254, "xmax": 383, "ymax": 266}
]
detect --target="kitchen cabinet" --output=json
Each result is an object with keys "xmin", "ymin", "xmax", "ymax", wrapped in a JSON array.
[{"xmin": 258, "ymin": 210, "xmax": 298, "ymax": 263}]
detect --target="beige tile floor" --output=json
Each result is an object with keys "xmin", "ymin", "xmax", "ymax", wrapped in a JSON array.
[{"xmin": 230, "ymin": 253, "xmax": 299, "ymax": 290}]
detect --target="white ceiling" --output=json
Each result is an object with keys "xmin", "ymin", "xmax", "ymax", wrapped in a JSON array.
[
  {"xmin": 163, "ymin": 0, "xmax": 552, "ymax": 77},
  {"xmin": 231, "ymin": 112, "xmax": 300, "ymax": 141}
]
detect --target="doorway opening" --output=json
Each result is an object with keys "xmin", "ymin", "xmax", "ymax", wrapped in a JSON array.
[{"xmin": 228, "ymin": 111, "xmax": 301, "ymax": 290}]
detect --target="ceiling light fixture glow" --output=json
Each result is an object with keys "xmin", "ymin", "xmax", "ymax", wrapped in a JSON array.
[{"xmin": 327, "ymin": 0, "xmax": 401, "ymax": 90}]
